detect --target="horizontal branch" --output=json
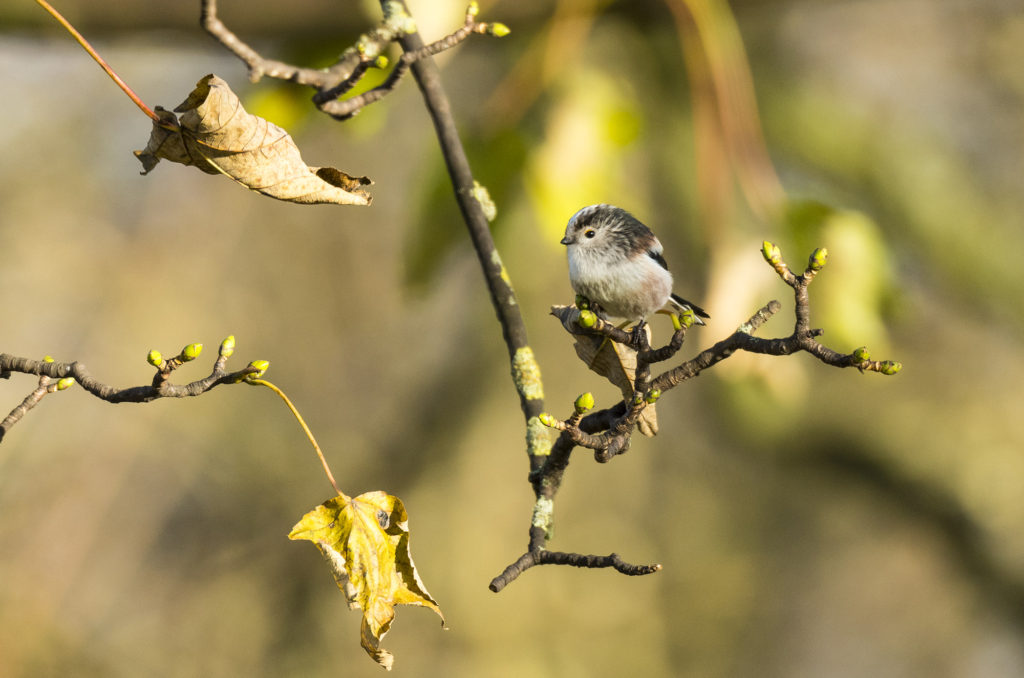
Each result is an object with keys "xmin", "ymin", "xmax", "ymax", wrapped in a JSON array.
[
  {"xmin": 489, "ymin": 548, "xmax": 661, "ymax": 593},
  {"xmin": 0, "ymin": 338, "xmax": 261, "ymax": 443}
]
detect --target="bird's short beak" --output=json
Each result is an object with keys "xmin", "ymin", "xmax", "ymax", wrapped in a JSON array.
[{"xmin": 559, "ymin": 236, "xmax": 572, "ymax": 245}]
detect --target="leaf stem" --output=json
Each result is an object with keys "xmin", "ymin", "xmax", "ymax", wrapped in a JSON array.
[
  {"xmin": 249, "ymin": 378, "xmax": 345, "ymax": 498},
  {"xmin": 35, "ymin": 0, "xmax": 161, "ymax": 122}
]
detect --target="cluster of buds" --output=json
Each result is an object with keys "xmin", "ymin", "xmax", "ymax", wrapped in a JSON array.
[
  {"xmin": 467, "ymin": 1, "xmax": 510, "ymax": 36},
  {"xmin": 851, "ymin": 346, "xmax": 902, "ymax": 375},
  {"xmin": 144, "ymin": 335, "xmax": 271, "ymax": 383},
  {"xmin": 146, "ymin": 342, "xmax": 203, "ymax": 372}
]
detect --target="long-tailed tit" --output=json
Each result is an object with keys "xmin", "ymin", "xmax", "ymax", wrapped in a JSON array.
[{"xmin": 560, "ymin": 204, "xmax": 709, "ymax": 326}]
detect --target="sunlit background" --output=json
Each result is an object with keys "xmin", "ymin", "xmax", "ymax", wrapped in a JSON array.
[{"xmin": 2, "ymin": 0, "xmax": 1023, "ymax": 675}]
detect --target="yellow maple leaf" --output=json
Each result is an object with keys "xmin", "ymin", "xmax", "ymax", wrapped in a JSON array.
[{"xmin": 289, "ymin": 491, "xmax": 445, "ymax": 671}]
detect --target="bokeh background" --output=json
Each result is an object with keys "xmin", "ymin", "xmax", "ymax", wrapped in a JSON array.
[{"xmin": 2, "ymin": 0, "xmax": 1024, "ymax": 675}]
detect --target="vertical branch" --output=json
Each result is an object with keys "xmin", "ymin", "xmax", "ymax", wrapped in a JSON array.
[{"xmin": 388, "ymin": 3, "xmax": 547, "ymax": 449}]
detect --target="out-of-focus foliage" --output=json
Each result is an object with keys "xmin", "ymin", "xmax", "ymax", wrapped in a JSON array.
[{"xmin": 1, "ymin": 0, "xmax": 1023, "ymax": 677}]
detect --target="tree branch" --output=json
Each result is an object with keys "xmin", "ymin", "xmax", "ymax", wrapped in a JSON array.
[
  {"xmin": 202, "ymin": 0, "xmax": 507, "ymax": 120},
  {"xmin": 0, "ymin": 339, "xmax": 260, "ymax": 443},
  {"xmin": 200, "ymin": 2, "xmax": 901, "ymax": 595},
  {"xmin": 388, "ymin": 3, "xmax": 547, "ymax": 442},
  {"xmin": 489, "ymin": 549, "xmax": 661, "ymax": 593},
  {"xmin": 489, "ymin": 243, "xmax": 901, "ymax": 590}
]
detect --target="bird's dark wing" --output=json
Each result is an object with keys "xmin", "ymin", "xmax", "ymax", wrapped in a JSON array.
[{"xmin": 648, "ymin": 249, "xmax": 670, "ymax": 271}]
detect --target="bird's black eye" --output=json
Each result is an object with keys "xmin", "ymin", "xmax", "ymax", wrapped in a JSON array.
[{"xmin": 584, "ymin": 229, "xmax": 596, "ymax": 239}]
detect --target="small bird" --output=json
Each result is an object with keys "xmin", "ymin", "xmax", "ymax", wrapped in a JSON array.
[{"xmin": 560, "ymin": 204, "xmax": 709, "ymax": 327}]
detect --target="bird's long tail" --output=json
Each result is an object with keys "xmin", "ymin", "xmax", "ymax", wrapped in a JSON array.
[{"xmin": 669, "ymin": 293, "xmax": 710, "ymax": 326}]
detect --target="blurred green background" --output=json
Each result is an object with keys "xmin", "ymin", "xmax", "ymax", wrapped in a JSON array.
[{"xmin": 2, "ymin": 0, "xmax": 1023, "ymax": 675}]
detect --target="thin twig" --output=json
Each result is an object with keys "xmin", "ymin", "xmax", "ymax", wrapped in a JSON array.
[
  {"xmin": 0, "ymin": 378, "xmax": 52, "ymax": 443},
  {"xmin": 202, "ymin": 0, "xmax": 501, "ymax": 121},
  {"xmin": 201, "ymin": 0, "xmax": 353, "ymax": 86},
  {"xmin": 36, "ymin": 0, "xmax": 160, "ymax": 122},
  {"xmin": 489, "ymin": 549, "xmax": 662, "ymax": 592},
  {"xmin": 0, "ymin": 350, "xmax": 258, "ymax": 443},
  {"xmin": 248, "ymin": 378, "xmax": 344, "ymax": 497}
]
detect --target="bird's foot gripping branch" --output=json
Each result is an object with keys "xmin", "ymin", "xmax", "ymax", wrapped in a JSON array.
[{"xmin": 489, "ymin": 241, "xmax": 901, "ymax": 592}]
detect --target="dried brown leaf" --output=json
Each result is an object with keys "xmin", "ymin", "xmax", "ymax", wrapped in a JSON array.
[
  {"xmin": 553, "ymin": 305, "xmax": 658, "ymax": 436},
  {"xmin": 134, "ymin": 74, "xmax": 372, "ymax": 205}
]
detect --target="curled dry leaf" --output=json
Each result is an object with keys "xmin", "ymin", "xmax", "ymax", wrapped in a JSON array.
[
  {"xmin": 134, "ymin": 74, "xmax": 372, "ymax": 205},
  {"xmin": 552, "ymin": 304, "xmax": 658, "ymax": 436},
  {"xmin": 289, "ymin": 491, "xmax": 444, "ymax": 671}
]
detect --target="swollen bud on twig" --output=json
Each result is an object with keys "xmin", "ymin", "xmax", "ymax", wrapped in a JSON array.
[
  {"xmin": 808, "ymin": 247, "xmax": 829, "ymax": 272},
  {"xmin": 181, "ymin": 343, "xmax": 203, "ymax": 362},
  {"xmin": 373, "ymin": 55, "xmax": 389, "ymax": 69},
  {"xmin": 645, "ymin": 389, "xmax": 661, "ymax": 404},
  {"xmin": 43, "ymin": 356, "xmax": 54, "ymax": 363},
  {"xmin": 56, "ymin": 377, "xmax": 75, "ymax": 391},
  {"xmin": 761, "ymin": 241, "xmax": 782, "ymax": 265},
  {"xmin": 574, "ymin": 392, "xmax": 595, "ymax": 415},
  {"xmin": 467, "ymin": 1, "xmax": 480, "ymax": 17},
  {"xmin": 538, "ymin": 412, "xmax": 559, "ymax": 428},
  {"xmin": 880, "ymin": 361, "xmax": 902, "ymax": 375},
  {"xmin": 219, "ymin": 335, "xmax": 236, "ymax": 358},
  {"xmin": 246, "ymin": 360, "xmax": 270, "ymax": 381},
  {"xmin": 487, "ymin": 22, "xmax": 511, "ymax": 37},
  {"xmin": 577, "ymin": 309, "xmax": 597, "ymax": 329},
  {"xmin": 147, "ymin": 349, "xmax": 163, "ymax": 368},
  {"xmin": 852, "ymin": 346, "xmax": 871, "ymax": 363}
]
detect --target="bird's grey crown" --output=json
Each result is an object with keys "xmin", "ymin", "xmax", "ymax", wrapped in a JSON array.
[{"xmin": 565, "ymin": 204, "xmax": 657, "ymax": 257}]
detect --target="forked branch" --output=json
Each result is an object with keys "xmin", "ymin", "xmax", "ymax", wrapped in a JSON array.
[
  {"xmin": 201, "ymin": 0, "xmax": 508, "ymax": 120},
  {"xmin": 489, "ymin": 242, "xmax": 901, "ymax": 591}
]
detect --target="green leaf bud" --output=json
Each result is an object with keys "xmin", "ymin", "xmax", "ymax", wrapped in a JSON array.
[
  {"xmin": 43, "ymin": 355, "xmax": 54, "ymax": 363},
  {"xmin": 575, "ymin": 294, "xmax": 591, "ymax": 310},
  {"xmin": 538, "ymin": 412, "xmax": 559, "ymax": 428},
  {"xmin": 578, "ymin": 309, "xmax": 597, "ymax": 328},
  {"xmin": 467, "ymin": 1, "xmax": 480, "ymax": 17},
  {"xmin": 374, "ymin": 55, "xmax": 389, "ymax": 69},
  {"xmin": 761, "ymin": 241, "xmax": 782, "ymax": 264},
  {"xmin": 852, "ymin": 346, "xmax": 871, "ymax": 362},
  {"xmin": 56, "ymin": 377, "xmax": 75, "ymax": 391},
  {"xmin": 219, "ymin": 335, "xmax": 236, "ymax": 358},
  {"xmin": 247, "ymin": 359, "xmax": 270, "ymax": 379},
  {"xmin": 880, "ymin": 361, "xmax": 902, "ymax": 376},
  {"xmin": 808, "ymin": 247, "xmax": 829, "ymax": 271},
  {"xmin": 147, "ymin": 349, "xmax": 163, "ymax": 368},
  {"xmin": 181, "ymin": 343, "xmax": 203, "ymax": 362},
  {"xmin": 574, "ymin": 392, "xmax": 595, "ymax": 414},
  {"xmin": 645, "ymin": 389, "xmax": 661, "ymax": 404},
  {"xmin": 488, "ymin": 22, "xmax": 511, "ymax": 37}
]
